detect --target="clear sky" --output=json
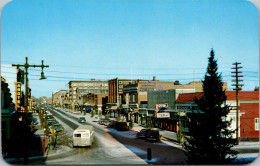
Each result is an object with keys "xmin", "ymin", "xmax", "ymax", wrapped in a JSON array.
[{"xmin": 1, "ymin": 0, "xmax": 259, "ymax": 98}]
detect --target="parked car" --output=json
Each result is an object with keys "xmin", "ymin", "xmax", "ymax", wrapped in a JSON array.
[
  {"xmin": 93, "ymin": 116, "xmax": 100, "ymax": 122},
  {"xmin": 107, "ymin": 120, "xmax": 117, "ymax": 128},
  {"xmin": 50, "ymin": 124, "xmax": 63, "ymax": 132},
  {"xmin": 30, "ymin": 117, "xmax": 39, "ymax": 125},
  {"xmin": 114, "ymin": 122, "xmax": 129, "ymax": 131},
  {"xmin": 78, "ymin": 117, "xmax": 86, "ymax": 123},
  {"xmin": 45, "ymin": 114, "xmax": 53, "ymax": 119},
  {"xmin": 146, "ymin": 130, "xmax": 161, "ymax": 142},
  {"xmin": 72, "ymin": 111, "xmax": 80, "ymax": 114},
  {"xmin": 98, "ymin": 119, "xmax": 108, "ymax": 125},
  {"xmin": 136, "ymin": 129, "xmax": 151, "ymax": 139},
  {"xmin": 47, "ymin": 119, "xmax": 59, "ymax": 125}
]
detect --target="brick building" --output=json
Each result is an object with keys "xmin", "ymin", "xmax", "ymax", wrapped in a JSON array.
[
  {"xmin": 176, "ymin": 91, "xmax": 259, "ymax": 140},
  {"xmin": 82, "ymin": 93, "xmax": 108, "ymax": 114}
]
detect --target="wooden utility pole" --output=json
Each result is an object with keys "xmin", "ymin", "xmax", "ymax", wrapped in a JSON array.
[{"xmin": 231, "ymin": 62, "xmax": 243, "ymax": 145}]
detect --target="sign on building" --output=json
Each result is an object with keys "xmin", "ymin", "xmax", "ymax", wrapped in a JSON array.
[
  {"xmin": 15, "ymin": 82, "xmax": 22, "ymax": 111},
  {"xmin": 155, "ymin": 103, "xmax": 168, "ymax": 111},
  {"xmin": 156, "ymin": 112, "xmax": 170, "ymax": 118}
]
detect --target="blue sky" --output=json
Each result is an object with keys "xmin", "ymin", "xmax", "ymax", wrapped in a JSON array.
[{"xmin": 1, "ymin": 0, "xmax": 259, "ymax": 98}]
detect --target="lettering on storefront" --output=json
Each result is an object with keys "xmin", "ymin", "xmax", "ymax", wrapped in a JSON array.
[
  {"xmin": 156, "ymin": 112, "xmax": 170, "ymax": 118},
  {"xmin": 78, "ymin": 89, "xmax": 107, "ymax": 94},
  {"xmin": 16, "ymin": 82, "xmax": 22, "ymax": 109},
  {"xmin": 118, "ymin": 80, "xmax": 136, "ymax": 93},
  {"xmin": 155, "ymin": 103, "xmax": 168, "ymax": 111},
  {"xmin": 140, "ymin": 84, "xmax": 156, "ymax": 92},
  {"xmin": 177, "ymin": 106, "xmax": 190, "ymax": 110}
]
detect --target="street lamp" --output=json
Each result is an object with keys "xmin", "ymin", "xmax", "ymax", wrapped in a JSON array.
[
  {"xmin": 12, "ymin": 57, "xmax": 49, "ymax": 164},
  {"xmin": 43, "ymin": 128, "xmax": 46, "ymax": 154}
]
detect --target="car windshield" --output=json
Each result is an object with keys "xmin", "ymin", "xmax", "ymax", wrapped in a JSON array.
[
  {"xmin": 141, "ymin": 129, "xmax": 149, "ymax": 133},
  {"xmin": 82, "ymin": 133, "xmax": 90, "ymax": 138},
  {"xmin": 149, "ymin": 131, "xmax": 159, "ymax": 135}
]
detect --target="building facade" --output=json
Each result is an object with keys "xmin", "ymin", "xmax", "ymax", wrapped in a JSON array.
[
  {"xmin": 1, "ymin": 76, "xmax": 15, "ymax": 156},
  {"xmin": 52, "ymin": 90, "xmax": 69, "ymax": 108},
  {"xmin": 176, "ymin": 91, "xmax": 259, "ymax": 140},
  {"xmin": 68, "ymin": 79, "xmax": 108, "ymax": 108},
  {"xmin": 120, "ymin": 79, "xmax": 197, "ymax": 124},
  {"xmin": 147, "ymin": 89, "xmax": 195, "ymax": 131},
  {"xmin": 82, "ymin": 93, "xmax": 108, "ymax": 114},
  {"xmin": 107, "ymin": 78, "xmax": 137, "ymax": 117},
  {"xmin": 120, "ymin": 80, "xmax": 218, "ymax": 125}
]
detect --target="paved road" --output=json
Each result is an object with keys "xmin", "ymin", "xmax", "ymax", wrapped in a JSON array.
[
  {"xmin": 49, "ymin": 106, "xmax": 187, "ymax": 165},
  {"xmin": 43, "ymin": 106, "xmax": 147, "ymax": 165}
]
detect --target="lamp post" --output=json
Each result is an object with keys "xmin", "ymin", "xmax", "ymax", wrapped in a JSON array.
[
  {"xmin": 43, "ymin": 128, "xmax": 46, "ymax": 154},
  {"xmin": 12, "ymin": 57, "xmax": 49, "ymax": 116},
  {"xmin": 12, "ymin": 57, "xmax": 49, "ymax": 164}
]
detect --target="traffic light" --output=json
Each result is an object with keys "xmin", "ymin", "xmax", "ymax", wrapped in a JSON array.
[
  {"xmin": 17, "ymin": 69, "xmax": 25, "ymax": 84},
  {"xmin": 28, "ymin": 88, "xmax": 31, "ymax": 99}
]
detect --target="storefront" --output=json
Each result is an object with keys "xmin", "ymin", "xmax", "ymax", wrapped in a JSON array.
[{"xmin": 138, "ymin": 108, "xmax": 147, "ymax": 125}]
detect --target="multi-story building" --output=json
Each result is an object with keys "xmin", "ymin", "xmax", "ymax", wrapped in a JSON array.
[
  {"xmin": 68, "ymin": 79, "xmax": 108, "ymax": 108},
  {"xmin": 82, "ymin": 93, "xmax": 108, "ymax": 114},
  {"xmin": 107, "ymin": 78, "xmax": 137, "ymax": 113},
  {"xmin": 108, "ymin": 78, "xmax": 137, "ymax": 105},
  {"xmin": 119, "ymin": 78, "xmax": 222, "ymax": 125},
  {"xmin": 52, "ymin": 90, "xmax": 69, "ymax": 108},
  {"xmin": 1, "ymin": 76, "xmax": 14, "ymax": 156}
]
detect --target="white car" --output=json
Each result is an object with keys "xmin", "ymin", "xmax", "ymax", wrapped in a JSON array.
[{"xmin": 93, "ymin": 116, "xmax": 100, "ymax": 122}]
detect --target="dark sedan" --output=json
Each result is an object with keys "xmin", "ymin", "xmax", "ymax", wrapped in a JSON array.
[
  {"xmin": 136, "ymin": 129, "xmax": 151, "ymax": 139},
  {"xmin": 146, "ymin": 130, "xmax": 161, "ymax": 142},
  {"xmin": 78, "ymin": 117, "xmax": 86, "ymax": 123}
]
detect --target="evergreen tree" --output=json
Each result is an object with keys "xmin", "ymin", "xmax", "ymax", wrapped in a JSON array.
[{"xmin": 183, "ymin": 49, "xmax": 237, "ymax": 164}]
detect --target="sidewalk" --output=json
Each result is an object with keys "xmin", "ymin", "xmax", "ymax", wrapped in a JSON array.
[{"xmin": 131, "ymin": 122, "xmax": 260, "ymax": 152}]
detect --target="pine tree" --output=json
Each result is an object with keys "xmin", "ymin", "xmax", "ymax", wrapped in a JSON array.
[{"xmin": 183, "ymin": 49, "xmax": 237, "ymax": 164}]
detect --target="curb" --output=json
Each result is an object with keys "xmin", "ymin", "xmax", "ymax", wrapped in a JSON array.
[{"xmin": 4, "ymin": 145, "xmax": 74, "ymax": 164}]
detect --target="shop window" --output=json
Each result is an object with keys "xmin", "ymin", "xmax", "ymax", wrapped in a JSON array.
[{"xmin": 255, "ymin": 118, "xmax": 259, "ymax": 130}]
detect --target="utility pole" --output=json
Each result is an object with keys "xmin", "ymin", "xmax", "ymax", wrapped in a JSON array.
[
  {"xmin": 12, "ymin": 57, "xmax": 49, "ymax": 164},
  {"xmin": 231, "ymin": 62, "xmax": 243, "ymax": 145},
  {"xmin": 52, "ymin": 92, "xmax": 54, "ymax": 107}
]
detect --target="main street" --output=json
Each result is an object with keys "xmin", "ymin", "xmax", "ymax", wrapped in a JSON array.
[{"xmin": 37, "ymin": 106, "xmax": 187, "ymax": 165}]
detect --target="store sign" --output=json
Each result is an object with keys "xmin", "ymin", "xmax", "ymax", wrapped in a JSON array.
[
  {"xmin": 156, "ymin": 112, "xmax": 170, "ymax": 118},
  {"xmin": 110, "ymin": 106, "xmax": 117, "ymax": 110},
  {"xmin": 16, "ymin": 82, "xmax": 22, "ymax": 110},
  {"xmin": 155, "ymin": 103, "xmax": 168, "ymax": 111},
  {"xmin": 179, "ymin": 112, "xmax": 186, "ymax": 116}
]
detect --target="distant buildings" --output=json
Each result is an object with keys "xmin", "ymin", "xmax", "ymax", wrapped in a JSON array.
[
  {"xmin": 52, "ymin": 90, "xmax": 69, "ymax": 107},
  {"xmin": 58, "ymin": 77, "xmax": 257, "ymax": 141},
  {"xmin": 68, "ymin": 79, "xmax": 108, "ymax": 108},
  {"xmin": 82, "ymin": 93, "xmax": 108, "ymax": 114}
]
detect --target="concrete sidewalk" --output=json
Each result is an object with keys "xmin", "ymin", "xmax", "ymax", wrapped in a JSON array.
[{"xmin": 131, "ymin": 122, "xmax": 260, "ymax": 151}]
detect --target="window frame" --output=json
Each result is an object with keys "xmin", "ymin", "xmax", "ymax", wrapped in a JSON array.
[{"xmin": 255, "ymin": 118, "xmax": 259, "ymax": 131}]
